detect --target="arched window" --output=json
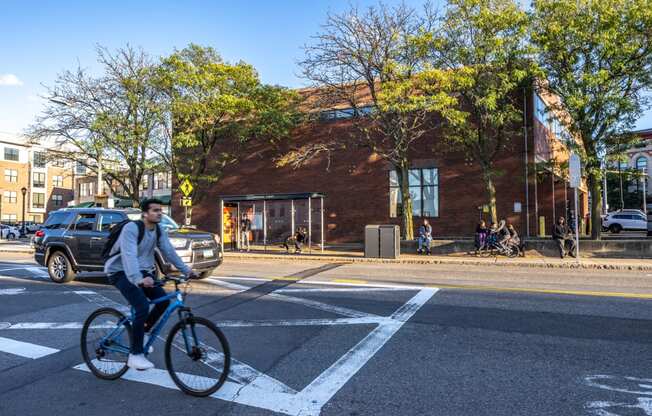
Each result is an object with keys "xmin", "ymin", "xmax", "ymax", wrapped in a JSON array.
[{"xmin": 636, "ymin": 156, "xmax": 648, "ymax": 172}]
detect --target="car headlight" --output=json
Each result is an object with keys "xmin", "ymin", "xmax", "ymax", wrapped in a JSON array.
[
  {"xmin": 213, "ymin": 234, "xmax": 221, "ymax": 245},
  {"xmin": 169, "ymin": 238, "xmax": 188, "ymax": 249}
]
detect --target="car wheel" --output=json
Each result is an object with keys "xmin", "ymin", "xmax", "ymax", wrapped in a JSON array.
[
  {"xmin": 609, "ymin": 224, "xmax": 622, "ymax": 234},
  {"xmin": 6, "ymin": 232, "xmax": 15, "ymax": 240},
  {"xmin": 47, "ymin": 251, "xmax": 76, "ymax": 283}
]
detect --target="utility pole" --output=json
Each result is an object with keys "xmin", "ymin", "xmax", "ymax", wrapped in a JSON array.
[{"xmin": 642, "ymin": 167, "xmax": 648, "ymax": 213}]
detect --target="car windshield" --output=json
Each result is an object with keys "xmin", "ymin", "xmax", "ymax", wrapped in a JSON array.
[{"xmin": 125, "ymin": 212, "xmax": 179, "ymax": 231}]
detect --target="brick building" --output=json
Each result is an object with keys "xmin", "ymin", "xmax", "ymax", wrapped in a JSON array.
[
  {"xmin": 173, "ymin": 85, "xmax": 589, "ymax": 245},
  {"xmin": 0, "ymin": 132, "xmax": 75, "ymax": 224}
]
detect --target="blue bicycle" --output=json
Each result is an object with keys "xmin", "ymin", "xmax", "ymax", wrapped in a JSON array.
[{"xmin": 80, "ymin": 275, "xmax": 231, "ymax": 397}]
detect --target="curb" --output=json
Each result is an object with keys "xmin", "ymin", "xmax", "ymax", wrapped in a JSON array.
[
  {"xmin": 0, "ymin": 249, "xmax": 34, "ymax": 254},
  {"xmin": 223, "ymin": 253, "xmax": 652, "ymax": 271}
]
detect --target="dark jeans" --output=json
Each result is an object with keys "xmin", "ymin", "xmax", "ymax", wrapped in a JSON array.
[
  {"xmin": 110, "ymin": 271, "xmax": 169, "ymax": 354},
  {"xmin": 554, "ymin": 238, "xmax": 576, "ymax": 258}
]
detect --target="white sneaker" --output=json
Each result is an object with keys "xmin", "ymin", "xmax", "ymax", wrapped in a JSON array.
[
  {"xmin": 127, "ymin": 354, "xmax": 154, "ymax": 370},
  {"xmin": 144, "ymin": 334, "xmax": 154, "ymax": 353}
]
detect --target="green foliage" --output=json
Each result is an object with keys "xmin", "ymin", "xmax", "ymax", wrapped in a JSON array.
[
  {"xmin": 416, "ymin": 0, "xmax": 535, "ymax": 222},
  {"xmin": 532, "ymin": 0, "xmax": 652, "ymax": 237},
  {"xmin": 155, "ymin": 44, "xmax": 301, "ymax": 202}
]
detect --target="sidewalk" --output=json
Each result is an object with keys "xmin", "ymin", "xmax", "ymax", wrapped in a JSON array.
[
  {"xmin": 224, "ymin": 245, "xmax": 652, "ymax": 271},
  {"xmin": 0, "ymin": 239, "xmax": 33, "ymax": 253}
]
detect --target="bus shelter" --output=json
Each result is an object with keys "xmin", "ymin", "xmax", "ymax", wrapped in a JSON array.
[{"xmin": 219, "ymin": 192, "xmax": 325, "ymax": 253}]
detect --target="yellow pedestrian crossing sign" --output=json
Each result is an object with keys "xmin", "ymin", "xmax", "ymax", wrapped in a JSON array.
[
  {"xmin": 179, "ymin": 178, "xmax": 193, "ymax": 196},
  {"xmin": 181, "ymin": 197, "xmax": 192, "ymax": 207}
]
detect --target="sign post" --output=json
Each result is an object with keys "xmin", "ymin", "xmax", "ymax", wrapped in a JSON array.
[
  {"xmin": 569, "ymin": 153, "xmax": 581, "ymax": 262},
  {"xmin": 179, "ymin": 178, "xmax": 194, "ymax": 226}
]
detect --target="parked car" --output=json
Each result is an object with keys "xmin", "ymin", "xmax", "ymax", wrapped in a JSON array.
[
  {"xmin": 0, "ymin": 224, "xmax": 20, "ymax": 239},
  {"xmin": 602, "ymin": 211, "xmax": 647, "ymax": 233},
  {"xmin": 33, "ymin": 207, "xmax": 223, "ymax": 283},
  {"xmin": 17, "ymin": 221, "xmax": 41, "ymax": 233}
]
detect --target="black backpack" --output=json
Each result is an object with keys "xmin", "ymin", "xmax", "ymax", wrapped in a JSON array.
[{"xmin": 101, "ymin": 220, "xmax": 161, "ymax": 263}]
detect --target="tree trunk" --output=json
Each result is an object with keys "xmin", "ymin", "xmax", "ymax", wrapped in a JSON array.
[
  {"xmin": 396, "ymin": 160, "xmax": 414, "ymax": 240},
  {"xmin": 482, "ymin": 169, "xmax": 498, "ymax": 224},
  {"xmin": 587, "ymin": 172, "xmax": 602, "ymax": 240}
]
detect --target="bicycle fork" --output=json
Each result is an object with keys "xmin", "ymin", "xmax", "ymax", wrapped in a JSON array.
[{"xmin": 177, "ymin": 308, "xmax": 202, "ymax": 361}]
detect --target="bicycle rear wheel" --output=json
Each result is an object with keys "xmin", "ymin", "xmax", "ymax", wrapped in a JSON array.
[
  {"xmin": 80, "ymin": 307, "xmax": 132, "ymax": 380},
  {"xmin": 165, "ymin": 316, "xmax": 230, "ymax": 397},
  {"xmin": 506, "ymin": 245, "xmax": 520, "ymax": 258}
]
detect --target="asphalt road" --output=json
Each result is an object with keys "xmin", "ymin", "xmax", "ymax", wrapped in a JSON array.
[{"xmin": 1, "ymin": 255, "xmax": 652, "ymax": 415}]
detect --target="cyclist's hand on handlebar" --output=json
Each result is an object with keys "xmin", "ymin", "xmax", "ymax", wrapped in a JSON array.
[
  {"xmin": 141, "ymin": 277, "xmax": 155, "ymax": 288},
  {"xmin": 187, "ymin": 271, "xmax": 198, "ymax": 280}
]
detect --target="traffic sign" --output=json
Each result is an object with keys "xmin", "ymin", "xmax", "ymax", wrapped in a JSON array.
[
  {"xmin": 181, "ymin": 197, "xmax": 192, "ymax": 207},
  {"xmin": 569, "ymin": 153, "xmax": 581, "ymax": 188},
  {"xmin": 179, "ymin": 178, "xmax": 193, "ymax": 196}
]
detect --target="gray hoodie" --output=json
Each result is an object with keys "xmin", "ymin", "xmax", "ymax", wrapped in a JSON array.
[{"xmin": 104, "ymin": 222, "xmax": 191, "ymax": 286}]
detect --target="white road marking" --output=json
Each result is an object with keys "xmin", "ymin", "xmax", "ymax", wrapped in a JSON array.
[
  {"xmin": 0, "ymin": 288, "xmax": 26, "ymax": 295},
  {"xmin": 6, "ymin": 317, "xmax": 386, "ymax": 330},
  {"xmin": 206, "ymin": 278, "xmax": 378, "ymax": 318},
  {"xmin": 211, "ymin": 275, "xmax": 432, "ymax": 291},
  {"xmin": 0, "ymin": 336, "xmax": 59, "ymax": 359},
  {"xmin": 584, "ymin": 375, "xmax": 652, "ymax": 415},
  {"xmin": 294, "ymin": 289, "xmax": 437, "ymax": 415},
  {"xmin": 72, "ymin": 290, "xmax": 130, "ymax": 314},
  {"xmin": 72, "ymin": 284, "xmax": 437, "ymax": 415}
]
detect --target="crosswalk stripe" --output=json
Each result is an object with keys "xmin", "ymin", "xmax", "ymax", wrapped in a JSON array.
[{"xmin": 0, "ymin": 336, "xmax": 59, "ymax": 359}]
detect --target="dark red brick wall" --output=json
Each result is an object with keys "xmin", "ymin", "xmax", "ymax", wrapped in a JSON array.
[{"xmin": 173, "ymin": 87, "xmax": 566, "ymax": 242}]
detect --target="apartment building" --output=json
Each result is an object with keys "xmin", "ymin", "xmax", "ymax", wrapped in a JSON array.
[{"xmin": 0, "ymin": 132, "xmax": 75, "ymax": 224}]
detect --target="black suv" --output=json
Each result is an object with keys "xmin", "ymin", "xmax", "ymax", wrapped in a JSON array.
[{"xmin": 33, "ymin": 208, "xmax": 222, "ymax": 283}]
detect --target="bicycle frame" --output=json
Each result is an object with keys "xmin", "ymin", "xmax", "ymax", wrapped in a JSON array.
[{"xmin": 99, "ymin": 284, "xmax": 195, "ymax": 357}]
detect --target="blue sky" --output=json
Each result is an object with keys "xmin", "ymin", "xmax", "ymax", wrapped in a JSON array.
[{"xmin": 1, "ymin": 0, "xmax": 650, "ymax": 134}]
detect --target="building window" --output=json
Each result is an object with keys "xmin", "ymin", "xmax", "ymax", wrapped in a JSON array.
[
  {"xmin": 53, "ymin": 175, "xmax": 63, "ymax": 187},
  {"xmin": 318, "ymin": 105, "xmax": 374, "ymax": 121},
  {"xmin": 636, "ymin": 156, "xmax": 648, "ymax": 172},
  {"xmin": 154, "ymin": 173, "xmax": 168, "ymax": 190},
  {"xmin": 389, "ymin": 168, "xmax": 439, "ymax": 218},
  {"xmin": 141, "ymin": 175, "xmax": 149, "ymax": 191},
  {"xmin": 52, "ymin": 194, "xmax": 63, "ymax": 207},
  {"xmin": 33, "ymin": 172, "xmax": 45, "ymax": 188},
  {"xmin": 3, "ymin": 191, "xmax": 16, "ymax": 204},
  {"xmin": 4, "ymin": 147, "xmax": 19, "ymax": 161},
  {"xmin": 2, "ymin": 214, "xmax": 17, "ymax": 224},
  {"xmin": 4, "ymin": 169, "xmax": 17, "ymax": 183},
  {"xmin": 79, "ymin": 182, "xmax": 93, "ymax": 197},
  {"xmin": 33, "ymin": 151, "xmax": 47, "ymax": 168},
  {"xmin": 52, "ymin": 159, "xmax": 66, "ymax": 168},
  {"xmin": 33, "ymin": 192, "xmax": 45, "ymax": 209},
  {"xmin": 76, "ymin": 163, "xmax": 86, "ymax": 175}
]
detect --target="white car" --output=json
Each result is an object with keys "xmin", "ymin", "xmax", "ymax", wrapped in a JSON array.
[
  {"xmin": 602, "ymin": 211, "xmax": 647, "ymax": 233},
  {"xmin": 0, "ymin": 224, "xmax": 20, "ymax": 239}
]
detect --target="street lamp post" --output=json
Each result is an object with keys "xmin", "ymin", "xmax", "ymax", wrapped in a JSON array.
[
  {"xmin": 20, "ymin": 187, "xmax": 27, "ymax": 237},
  {"xmin": 642, "ymin": 168, "xmax": 648, "ymax": 213}
]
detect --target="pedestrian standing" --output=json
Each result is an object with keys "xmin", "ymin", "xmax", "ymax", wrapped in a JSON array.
[{"xmin": 240, "ymin": 213, "xmax": 251, "ymax": 252}]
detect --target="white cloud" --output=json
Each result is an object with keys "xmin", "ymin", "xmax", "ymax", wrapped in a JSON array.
[{"xmin": 0, "ymin": 74, "xmax": 23, "ymax": 86}]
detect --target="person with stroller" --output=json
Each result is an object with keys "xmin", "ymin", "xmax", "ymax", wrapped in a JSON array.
[
  {"xmin": 417, "ymin": 219, "xmax": 432, "ymax": 255},
  {"xmin": 507, "ymin": 223, "xmax": 524, "ymax": 256},
  {"xmin": 474, "ymin": 220, "xmax": 489, "ymax": 252},
  {"xmin": 283, "ymin": 226, "xmax": 307, "ymax": 254},
  {"xmin": 496, "ymin": 219, "xmax": 510, "ymax": 250}
]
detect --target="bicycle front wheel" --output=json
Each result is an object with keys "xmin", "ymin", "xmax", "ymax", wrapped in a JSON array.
[
  {"xmin": 80, "ymin": 307, "xmax": 132, "ymax": 380},
  {"xmin": 165, "ymin": 316, "xmax": 231, "ymax": 397}
]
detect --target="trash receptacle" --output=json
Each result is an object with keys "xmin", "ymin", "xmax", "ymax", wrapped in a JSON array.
[
  {"xmin": 379, "ymin": 225, "xmax": 400, "ymax": 259},
  {"xmin": 364, "ymin": 225, "xmax": 400, "ymax": 259},
  {"xmin": 364, "ymin": 225, "xmax": 380, "ymax": 258}
]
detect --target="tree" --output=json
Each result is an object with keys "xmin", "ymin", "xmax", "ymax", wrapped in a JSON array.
[
  {"xmin": 27, "ymin": 45, "xmax": 163, "ymax": 206},
  {"xmin": 416, "ymin": 0, "xmax": 535, "ymax": 223},
  {"xmin": 154, "ymin": 44, "xmax": 300, "ymax": 220},
  {"xmin": 531, "ymin": 0, "xmax": 652, "ymax": 238},
  {"xmin": 297, "ymin": 3, "xmax": 459, "ymax": 240}
]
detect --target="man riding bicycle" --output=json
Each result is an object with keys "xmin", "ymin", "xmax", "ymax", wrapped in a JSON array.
[{"xmin": 104, "ymin": 198, "xmax": 197, "ymax": 370}]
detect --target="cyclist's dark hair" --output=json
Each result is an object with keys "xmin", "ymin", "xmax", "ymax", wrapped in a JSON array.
[{"xmin": 141, "ymin": 198, "xmax": 163, "ymax": 213}]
